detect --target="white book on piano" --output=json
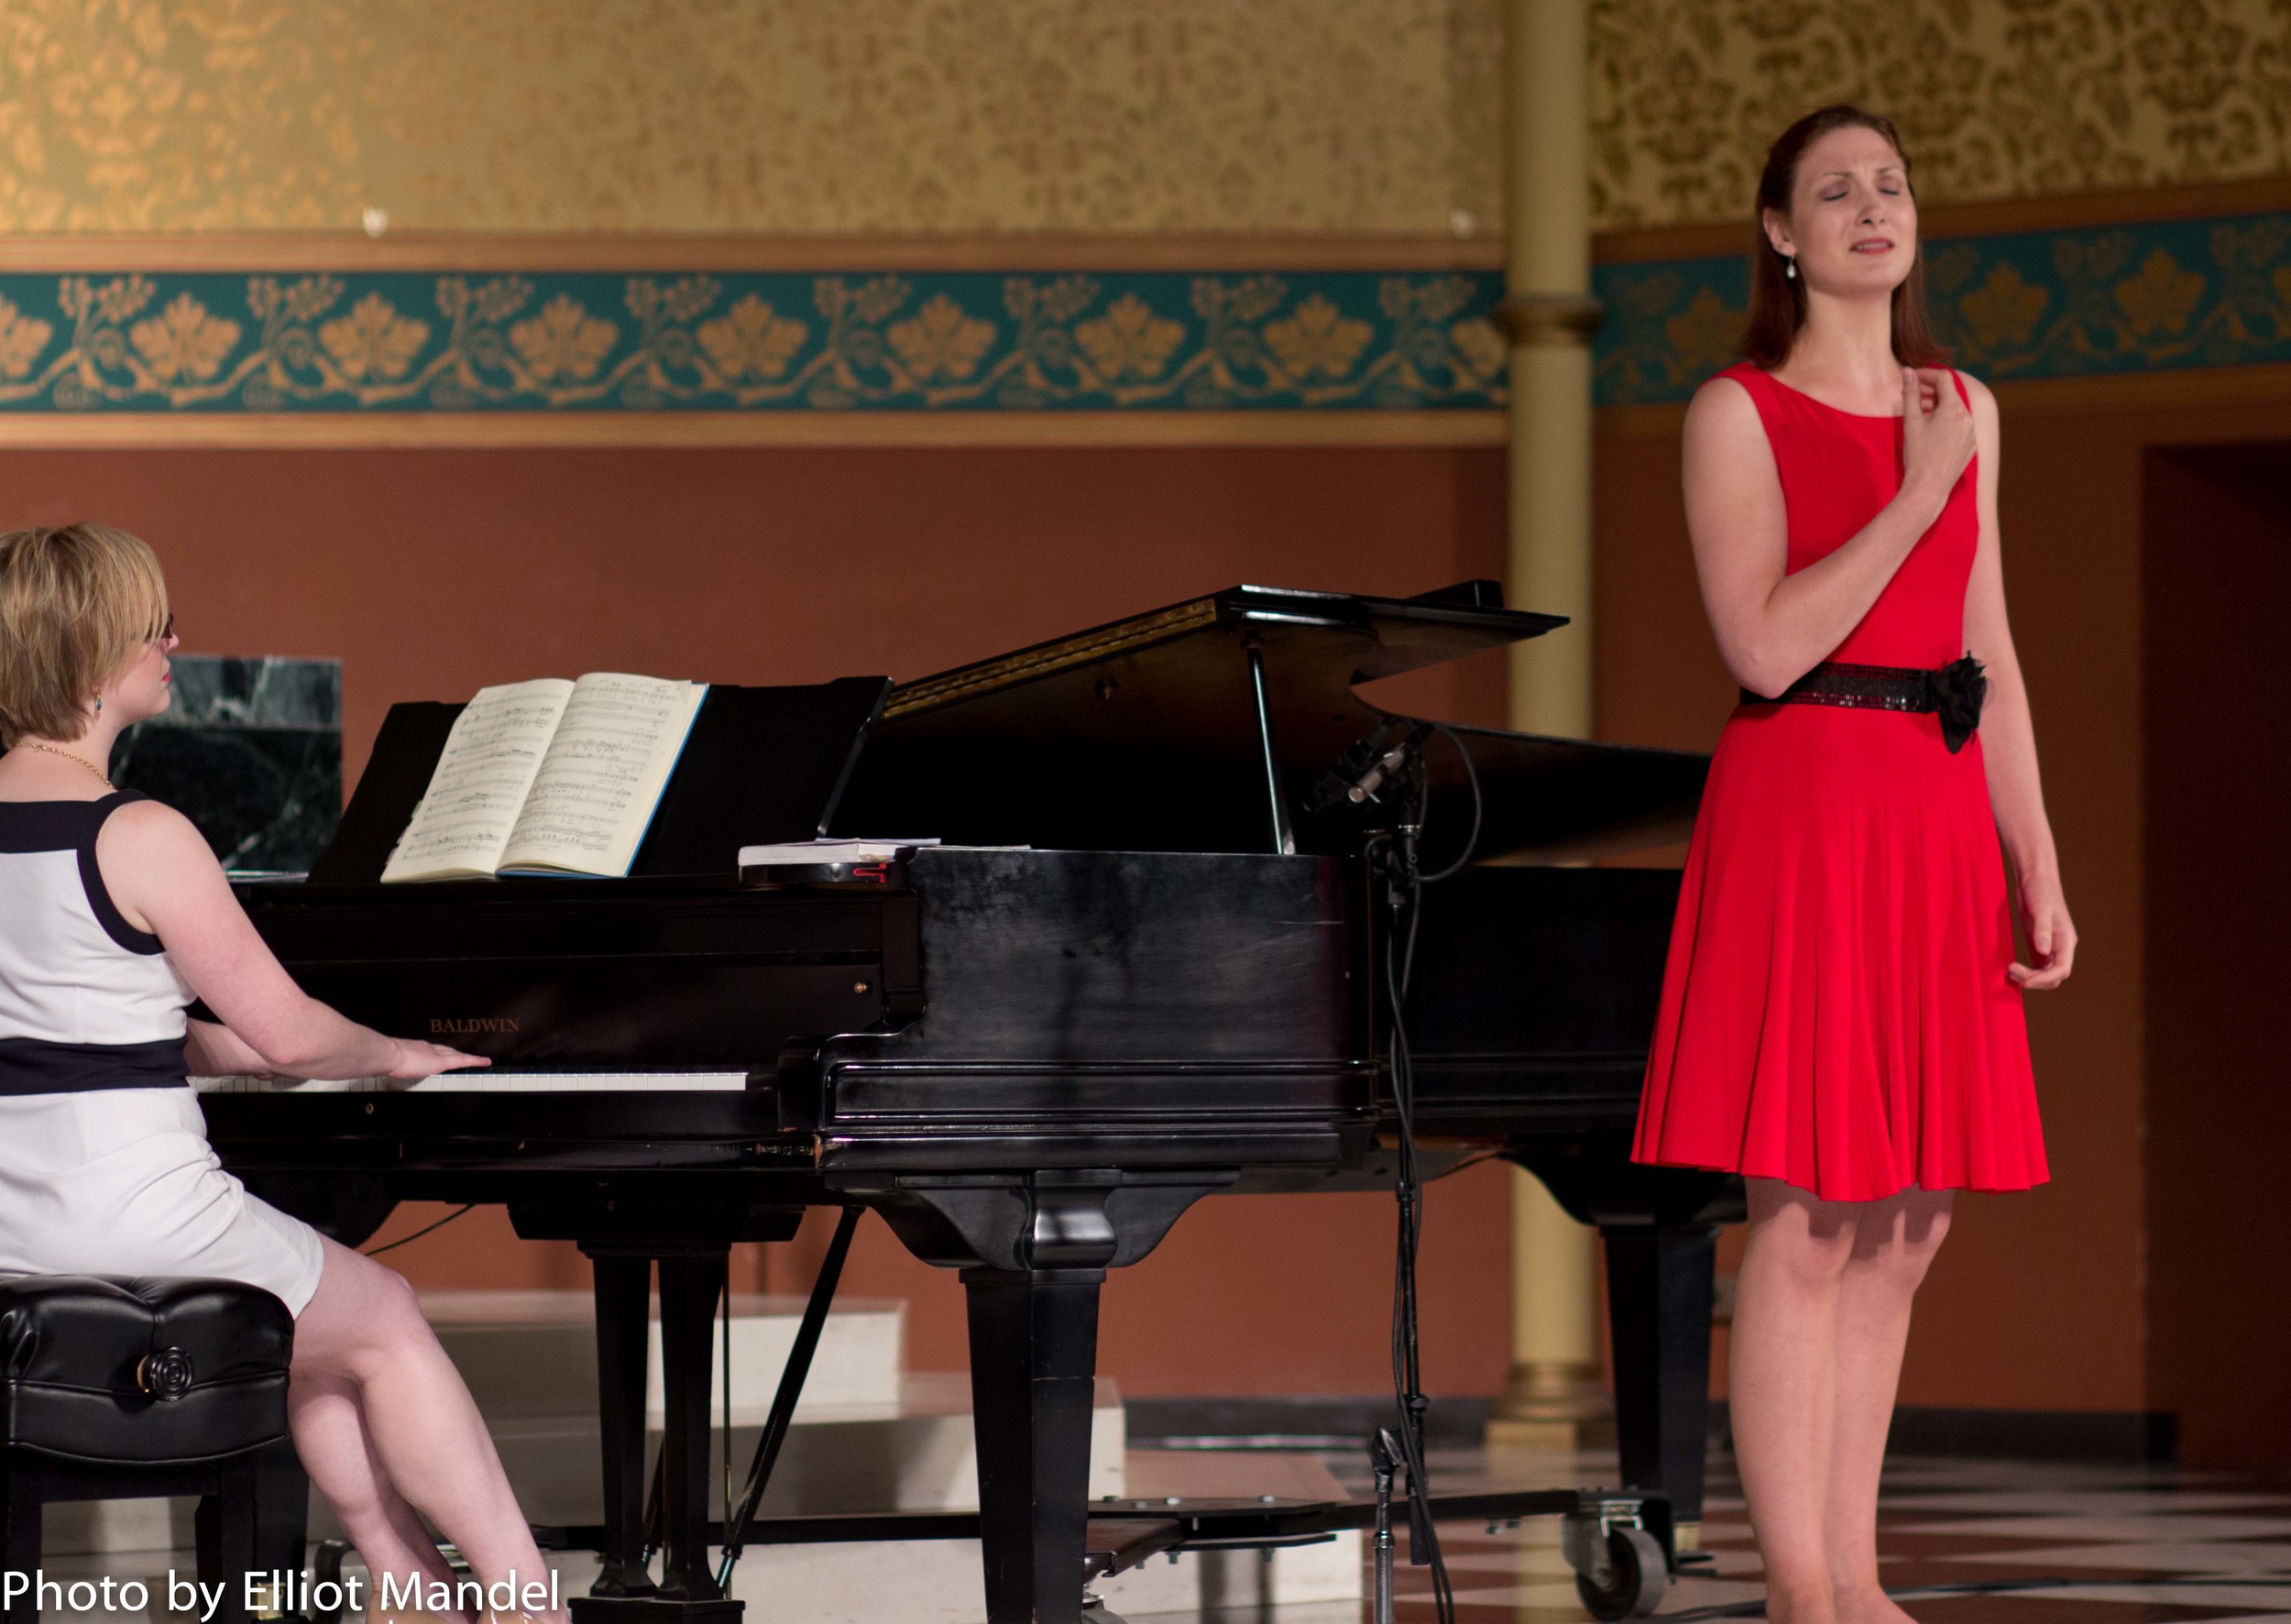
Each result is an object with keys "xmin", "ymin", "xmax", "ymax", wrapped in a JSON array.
[
  {"xmin": 736, "ymin": 838, "xmax": 937, "ymax": 867},
  {"xmin": 381, "ymin": 674, "xmax": 707, "ymax": 883}
]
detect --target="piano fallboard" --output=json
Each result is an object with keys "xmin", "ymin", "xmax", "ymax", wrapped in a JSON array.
[
  {"xmin": 225, "ymin": 874, "xmax": 914, "ymax": 1072},
  {"xmin": 210, "ymin": 849, "xmax": 1384, "ymax": 1186},
  {"xmin": 203, "ymin": 852, "xmax": 1687, "ymax": 1238}
]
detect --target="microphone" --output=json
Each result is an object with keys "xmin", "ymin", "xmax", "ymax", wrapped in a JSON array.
[{"xmin": 1306, "ymin": 720, "xmax": 1431, "ymax": 816}]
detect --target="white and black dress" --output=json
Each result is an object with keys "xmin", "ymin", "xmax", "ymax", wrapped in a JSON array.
[{"xmin": 0, "ymin": 792, "xmax": 324, "ymax": 1312}]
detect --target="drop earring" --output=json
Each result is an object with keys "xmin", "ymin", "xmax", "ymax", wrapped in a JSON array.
[
  {"xmin": 92, "ymin": 695, "xmax": 102, "ymax": 714},
  {"xmin": 1784, "ymin": 257, "xmax": 1797, "ymax": 280}
]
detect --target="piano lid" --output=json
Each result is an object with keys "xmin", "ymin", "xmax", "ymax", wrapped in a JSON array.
[{"xmin": 830, "ymin": 582, "xmax": 1709, "ymax": 862}]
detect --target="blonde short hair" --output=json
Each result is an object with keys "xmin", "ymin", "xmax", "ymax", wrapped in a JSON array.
[{"xmin": 0, "ymin": 523, "xmax": 170, "ymax": 746}]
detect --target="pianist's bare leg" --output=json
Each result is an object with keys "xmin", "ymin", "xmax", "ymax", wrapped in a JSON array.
[
  {"xmin": 290, "ymin": 1368, "xmax": 459, "ymax": 1594},
  {"xmin": 290, "ymin": 1234, "xmax": 568, "ymax": 1623},
  {"xmin": 1729, "ymin": 1180, "xmax": 1855, "ymax": 1624},
  {"xmin": 1824, "ymin": 1190, "xmax": 1952, "ymax": 1624}
]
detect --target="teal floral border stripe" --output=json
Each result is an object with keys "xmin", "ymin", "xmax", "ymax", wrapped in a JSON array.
[
  {"xmin": 0, "ymin": 270, "xmax": 1507, "ymax": 412},
  {"xmin": 2, "ymin": 216, "xmax": 2283, "ymax": 417},
  {"xmin": 1594, "ymin": 210, "xmax": 2291, "ymax": 407}
]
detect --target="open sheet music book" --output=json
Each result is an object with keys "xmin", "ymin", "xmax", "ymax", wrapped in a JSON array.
[{"xmin": 379, "ymin": 674, "xmax": 707, "ymax": 883}]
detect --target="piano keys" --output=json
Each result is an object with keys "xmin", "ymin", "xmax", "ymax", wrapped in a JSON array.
[{"xmin": 197, "ymin": 1073, "xmax": 753, "ymax": 1092}]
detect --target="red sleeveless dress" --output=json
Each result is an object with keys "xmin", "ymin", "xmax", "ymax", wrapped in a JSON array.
[{"xmin": 1630, "ymin": 363, "xmax": 2048, "ymax": 1202}]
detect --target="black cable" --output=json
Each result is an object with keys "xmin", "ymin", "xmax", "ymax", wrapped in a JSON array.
[
  {"xmin": 721, "ymin": 1267, "xmax": 733, "ymax": 1571},
  {"xmin": 1376, "ymin": 728, "xmax": 1482, "ymax": 1624},
  {"xmin": 1382, "ymin": 918, "xmax": 1450, "ymax": 1622},
  {"xmin": 1369, "ymin": 747, "xmax": 1458, "ymax": 1624},
  {"xmin": 1419, "ymin": 726, "xmax": 1483, "ymax": 884},
  {"xmin": 717, "ymin": 1207, "xmax": 864, "ymax": 1586},
  {"xmin": 360, "ymin": 1204, "xmax": 474, "ymax": 1256}
]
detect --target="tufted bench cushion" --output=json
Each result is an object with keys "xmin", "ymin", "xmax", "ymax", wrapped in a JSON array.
[{"xmin": 0, "ymin": 1276, "xmax": 291, "ymax": 1465}]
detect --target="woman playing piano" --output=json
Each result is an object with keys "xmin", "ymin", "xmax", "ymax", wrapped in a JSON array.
[
  {"xmin": 1632, "ymin": 107, "xmax": 2075, "ymax": 1624},
  {"xmin": 0, "ymin": 523, "xmax": 565, "ymax": 1623}
]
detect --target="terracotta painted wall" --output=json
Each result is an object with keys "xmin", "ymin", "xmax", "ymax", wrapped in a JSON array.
[
  {"xmin": 27, "ymin": 384, "xmax": 2275, "ymax": 1410},
  {"xmin": 4, "ymin": 441, "xmax": 1516, "ymax": 1398},
  {"xmin": 2141, "ymin": 446, "xmax": 2291, "ymax": 1465}
]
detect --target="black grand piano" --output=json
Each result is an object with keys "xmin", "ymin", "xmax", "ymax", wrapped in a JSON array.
[{"xmin": 200, "ymin": 582, "xmax": 1740, "ymax": 1624}]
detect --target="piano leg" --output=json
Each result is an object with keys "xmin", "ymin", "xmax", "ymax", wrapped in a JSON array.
[
  {"xmin": 656, "ymin": 1252, "xmax": 734, "ymax": 1612},
  {"xmin": 961, "ymin": 1267, "xmax": 1104, "ymax": 1624},
  {"xmin": 573, "ymin": 1247, "xmax": 738, "ymax": 1623},
  {"xmin": 1509, "ymin": 1142, "xmax": 1740, "ymax": 1564},
  {"xmin": 1602, "ymin": 1223, "xmax": 1720, "ymax": 1550},
  {"xmin": 586, "ymin": 1252, "xmax": 657, "ymax": 1601}
]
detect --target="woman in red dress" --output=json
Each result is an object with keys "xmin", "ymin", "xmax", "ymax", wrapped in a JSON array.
[{"xmin": 1632, "ymin": 105, "xmax": 2076, "ymax": 1624}]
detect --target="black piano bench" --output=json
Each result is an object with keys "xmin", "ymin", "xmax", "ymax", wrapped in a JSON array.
[{"xmin": 0, "ymin": 1277, "xmax": 305, "ymax": 1624}]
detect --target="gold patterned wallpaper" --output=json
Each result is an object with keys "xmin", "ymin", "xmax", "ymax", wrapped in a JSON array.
[
  {"xmin": 1590, "ymin": 0, "xmax": 2291, "ymax": 227},
  {"xmin": 0, "ymin": 0, "xmax": 1495, "ymax": 235},
  {"xmin": 0, "ymin": 0, "xmax": 2284, "ymax": 238}
]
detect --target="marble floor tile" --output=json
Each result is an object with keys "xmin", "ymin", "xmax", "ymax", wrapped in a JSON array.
[
  {"xmin": 1992, "ymin": 1586, "xmax": 2291, "ymax": 1609},
  {"xmin": 1879, "ymin": 1532, "xmax": 2258, "ymax": 1560},
  {"xmin": 1945, "ymin": 1543, "xmax": 2291, "ymax": 1575},
  {"xmin": 1872, "ymin": 1561, "xmax": 2204, "ymax": 1588},
  {"xmin": 1891, "ymin": 1519, "xmax": 2291, "ymax": 1543},
  {"xmin": 1441, "ymin": 1580, "xmax": 1591, "ymax": 1605},
  {"xmin": 37, "ymin": 1449, "xmax": 2291, "ymax": 1622},
  {"xmin": 1888, "ymin": 1602, "xmax": 2272, "ymax": 1624},
  {"xmin": 1882, "ymin": 1494, "xmax": 2291, "ymax": 1517},
  {"xmin": 1882, "ymin": 1464, "xmax": 2236, "ymax": 1489},
  {"xmin": 1434, "ymin": 1547, "xmax": 1581, "ymax": 1576}
]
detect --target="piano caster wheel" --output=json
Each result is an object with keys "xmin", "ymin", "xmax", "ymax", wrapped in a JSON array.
[
  {"xmin": 1080, "ymin": 1591, "xmax": 1128, "ymax": 1622},
  {"xmin": 1564, "ymin": 1517, "xmax": 1668, "ymax": 1621}
]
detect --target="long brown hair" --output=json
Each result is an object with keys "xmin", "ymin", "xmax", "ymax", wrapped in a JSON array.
[{"xmin": 1741, "ymin": 104, "xmax": 1948, "ymax": 370}]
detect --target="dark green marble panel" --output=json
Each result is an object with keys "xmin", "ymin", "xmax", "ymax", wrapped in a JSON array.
[{"xmin": 110, "ymin": 655, "xmax": 342, "ymax": 876}]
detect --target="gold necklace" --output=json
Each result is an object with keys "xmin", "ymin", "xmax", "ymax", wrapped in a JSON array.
[{"xmin": 16, "ymin": 741, "xmax": 115, "ymax": 791}]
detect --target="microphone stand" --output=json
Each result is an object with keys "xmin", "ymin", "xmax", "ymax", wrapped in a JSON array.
[{"xmin": 1371, "ymin": 1428, "xmax": 1400, "ymax": 1624}]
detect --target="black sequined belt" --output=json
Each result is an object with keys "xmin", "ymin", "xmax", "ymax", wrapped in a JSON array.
[{"xmin": 1740, "ymin": 654, "xmax": 1989, "ymax": 752}]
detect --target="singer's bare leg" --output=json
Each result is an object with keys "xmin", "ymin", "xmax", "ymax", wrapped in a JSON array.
[
  {"xmin": 1731, "ymin": 1180, "xmax": 1952, "ymax": 1624},
  {"xmin": 1826, "ymin": 1190, "xmax": 1952, "ymax": 1624}
]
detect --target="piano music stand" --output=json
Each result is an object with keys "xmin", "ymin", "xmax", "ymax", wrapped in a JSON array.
[{"xmin": 309, "ymin": 676, "xmax": 890, "ymax": 884}]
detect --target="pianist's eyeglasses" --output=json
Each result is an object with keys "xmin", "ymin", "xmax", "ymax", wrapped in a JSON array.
[{"xmin": 149, "ymin": 612, "xmax": 173, "ymax": 644}]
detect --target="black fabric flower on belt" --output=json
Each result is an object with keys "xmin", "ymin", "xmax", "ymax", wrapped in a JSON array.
[{"xmin": 1927, "ymin": 653, "xmax": 1988, "ymax": 752}]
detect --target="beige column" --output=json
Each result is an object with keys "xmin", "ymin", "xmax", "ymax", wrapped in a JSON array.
[{"xmin": 1485, "ymin": 0, "xmax": 1612, "ymax": 1453}]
